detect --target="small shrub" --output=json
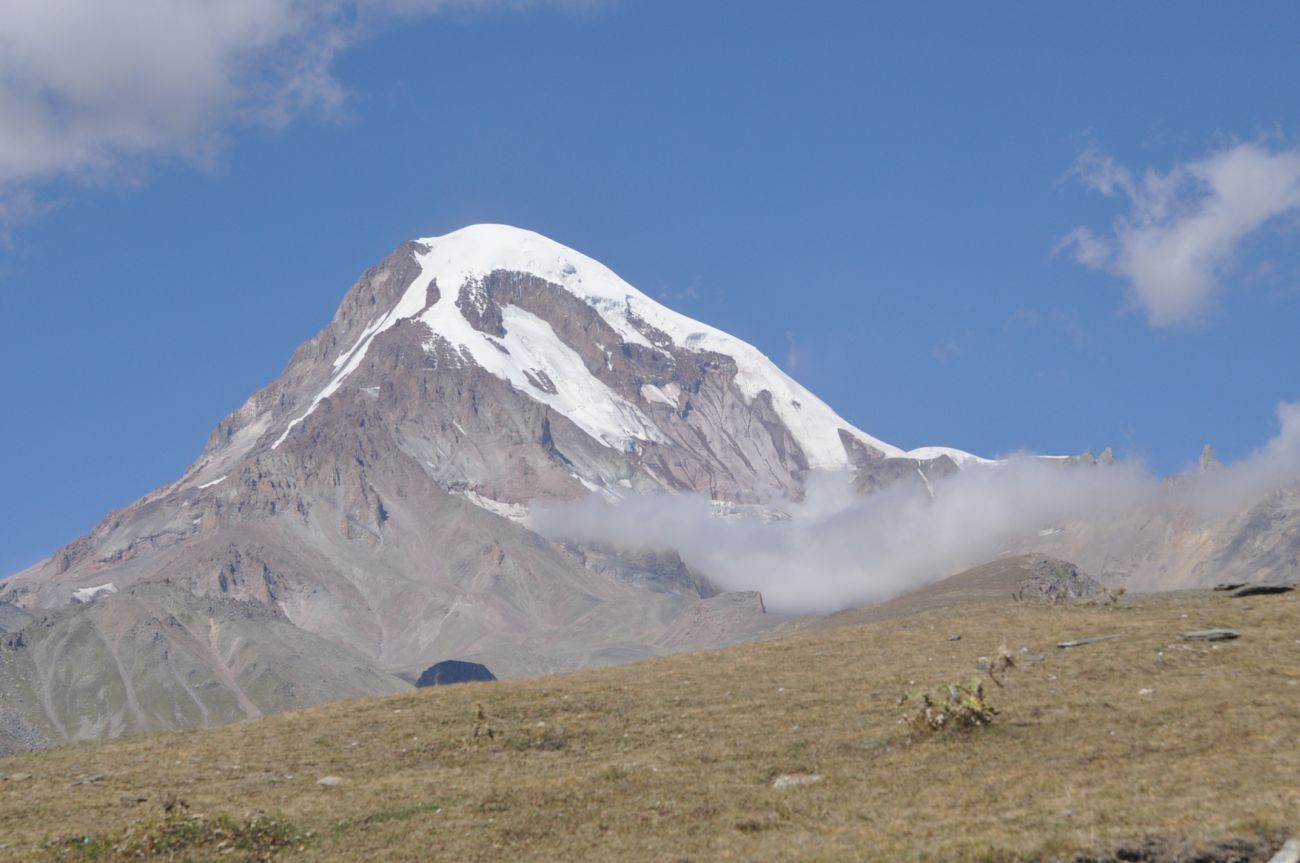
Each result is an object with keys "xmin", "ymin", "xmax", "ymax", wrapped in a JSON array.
[
  {"xmin": 599, "ymin": 765, "xmax": 630, "ymax": 782},
  {"xmin": 59, "ymin": 811, "xmax": 303, "ymax": 861},
  {"xmin": 470, "ymin": 703, "xmax": 496, "ymax": 742},
  {"xmin": 900, "ymin": 679, "xmax": 998, "ymax": 735}
]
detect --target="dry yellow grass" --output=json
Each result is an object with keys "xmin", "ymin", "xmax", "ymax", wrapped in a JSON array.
[{"xmin": 1, "ymin": 588, "xmax": 1297, "ymax": 862}]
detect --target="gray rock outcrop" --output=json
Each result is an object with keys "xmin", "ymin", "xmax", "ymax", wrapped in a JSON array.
[
  {"xmin": 1015, "ymin": 557, "xmax": 1103, "ymax": 601},
  {"xmin": 0, "ymin": 602, "xmax": 33, "ymax": 635}
]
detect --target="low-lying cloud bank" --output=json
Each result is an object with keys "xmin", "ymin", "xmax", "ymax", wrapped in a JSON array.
[{"xmin": 532, "ymin": 404, "xmax": 1300, "ymax": 615}]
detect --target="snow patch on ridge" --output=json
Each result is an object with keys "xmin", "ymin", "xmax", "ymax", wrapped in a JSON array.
[
  {"xmin": 332, "ymin": 315, "xmax": 385, "ymax": 372},
  {"xmin": 452, "ymin": 488, "xmax": 530, "ymax": 522},
  {"xmin": 904, "ymin": 447, "xmax": 998, "ymax": 468},
  {"xmin": 73, "ymin": 582, "xmax": 116, "ymax": 602},
  {"xmin": 640, "ymin": 382, "xmax": 680, "ymax": 408},
  {"xmin": 417, "ymin": 299, "xmax": 665, "ymax": 449}
]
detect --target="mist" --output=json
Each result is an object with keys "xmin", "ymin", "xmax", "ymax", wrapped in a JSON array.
[{"xmin": 531, "ymin": 403, "xmax": 1300, "ymax": 615}]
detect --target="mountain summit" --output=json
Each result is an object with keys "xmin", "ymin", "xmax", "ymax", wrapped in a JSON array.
[
  {"xmin": 0, "ymin": 225, "xmax": 973, "ymax": 750},
  {"xmin": 201, "ymin": 224, "xmax": 974, "ymax": 494}
]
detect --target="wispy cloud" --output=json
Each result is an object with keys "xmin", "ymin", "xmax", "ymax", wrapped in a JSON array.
[
  {"xmin": 532, "ymin": 402, "xmax": 1300, "ymax": 615},
  {"xmin": 0, "ymin": 0, "xmax": 590, "ymax": 232},
  {"xmin": 930, "ymin": 337, "xmax": 961, "ymax": 364},
  {"xmin": 783, "ymin": 331, "xmax": 802, "ymax": 370},
  {"xmin": 1057, "ymin": 142, "xmax": 1300, "ymax": 327}
]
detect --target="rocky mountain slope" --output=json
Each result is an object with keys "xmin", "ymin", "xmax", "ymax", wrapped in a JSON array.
[
  {"xmin": 0, "ymin": 584, "xmax": 408, "ymax": 756},
  {"xmin": 0, "ymin": 225, "xmax": 974, "ymax": 748},
  {"xmin": 1009, "ymin": 461, "xmax": 1300, "ymax": 591},
  {"xmin": 0, "ymin": 603, "xmax": 32, "ymax": 636}
]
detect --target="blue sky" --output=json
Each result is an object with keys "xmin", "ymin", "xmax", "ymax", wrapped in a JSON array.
[{"xmin": 2, "ymin": 1, "xmax": 1300, "ymax": 575}]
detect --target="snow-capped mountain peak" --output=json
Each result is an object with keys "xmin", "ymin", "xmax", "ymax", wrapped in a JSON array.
[
  {"xmin": 276, "ymin": 224, "xmax": 936, "ymax": 470},
  {"xmin": 0, "ymin": 223, "xmax": 992, "ymax": 748}
]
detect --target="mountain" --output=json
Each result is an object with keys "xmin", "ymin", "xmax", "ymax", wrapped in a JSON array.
[{"xmin": 0, "ymin": 225, "xmax": 972, "ymax": 748}]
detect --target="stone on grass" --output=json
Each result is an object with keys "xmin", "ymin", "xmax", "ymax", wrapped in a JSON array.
[
  {"xmin": 1228, "ymin": 583, "xmax": 1295, "ymax": 598},
  {"xmin": 1056, "ymin": 635, "xmax": 1119, "ymax": 649},
  {"xmin": 1183, "ymin": 628, "xmax": 1239, "ymax": 641},
  {"xmin": 771, "ymin": 772, "xmax": 823, "ymax": 790},
  {"xmin": 317, "ymin": 776, "xmax": 342, "ymax": 787},
  {"xmin": 1267, "ymin": 838, "xmax": 1300, "ymax": 863}
]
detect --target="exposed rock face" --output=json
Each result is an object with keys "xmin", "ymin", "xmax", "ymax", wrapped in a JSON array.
[
  {"xmin": 853, "ymin": 455, "xmax": 958, "ymax": 497},
  {"xmin": 415, "ymin": 660, "xmax": 497, "ymax": 687},
  {"xmin": 0, "ymin": 225, "xmax": 972, "ymax": 748},
  {"xmin": 0, "ymin": 602, "xmax": 33, "ymax": 635},
  {"xmin": 1014, "ymin": 482, "xmax": 1300, "ymax": 592},
  {"xmin": 560, "ymin": 544, "xmax": 718, "ymax": 598},
  {"xmin": 1015, "ymin": 556, "xmax": 1103, "ymax": 601}
]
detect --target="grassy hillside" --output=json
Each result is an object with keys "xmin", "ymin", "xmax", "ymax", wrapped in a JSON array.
[{"xmin": 0, "ymin": 585, "xmax": 1296, "ymax": 862}]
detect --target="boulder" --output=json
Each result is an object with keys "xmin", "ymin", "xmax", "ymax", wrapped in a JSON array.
[
  {"xmin": 415, "ymin": 660, "xmax": 497, "ymax": 688},
  {"xmin": 1183, "ymin": 629, "xmax": 1240, "ymax": 641},
  {"xmin": 1017, "ymin": 558, "xmax": 1103, "ymax": 602},
  {"xmin": 1228, "ymin": 583, "xmax": 1295, "ymax": 598},
  {"xmin": 1057, "ymin": 635, "xmax": 1119, "ymax": 649}
]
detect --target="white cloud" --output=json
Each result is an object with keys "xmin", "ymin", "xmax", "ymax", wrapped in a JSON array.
[
  {"xmin": 1059, "ymin": 142, "xmax": 1300, "ymax": 327},
  {"xmin": 0, "ymin": 0, "xmax": 586, "ymax": 228},
  {"xmin": 532, "ymin": 461, "xmax": 1156, "ymax": 614},
  {"xmin": 531, "ymin": 402, "xmax": 1300, "ymax": 614}
]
